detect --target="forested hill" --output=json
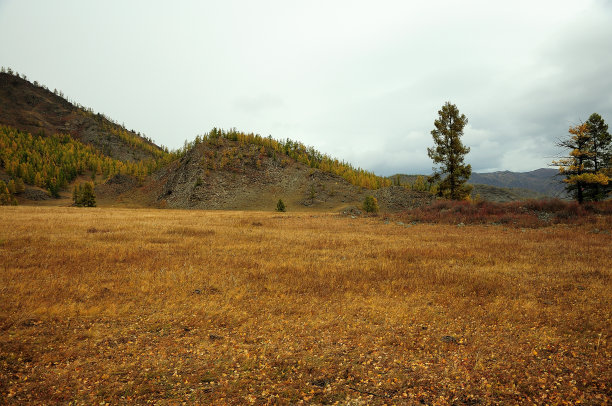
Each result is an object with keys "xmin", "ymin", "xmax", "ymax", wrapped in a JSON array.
[{"xmin": 0, "ymin": 70, "xmax": 166, "ymax": 162}]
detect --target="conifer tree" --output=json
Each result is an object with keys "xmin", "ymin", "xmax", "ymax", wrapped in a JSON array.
[
  {"xmin": 554, "ymin": 121, "xmax": 610, "ymax": 203},
  {"xmin": 584, "ymin": 113, "xmax": 612, "ymax": 201},
  {"xmin": 0, "ymin": 180, "xmax": 17, "ymax": 205},
  {"xmin": 362, "ymin": 195, "xmax": 379, "ymax": 213},
  {"xmin": 427, "ymin": 102, "xmax": 472, "ymax": 200},
  {"xmin": 73, "ymin": 182, "xmax": 96, "ymax": 207}
]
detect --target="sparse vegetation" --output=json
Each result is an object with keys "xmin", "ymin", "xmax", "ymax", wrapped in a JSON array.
[
  {"xmin": 400, "ymin": 198, "xmax": 612, "ymax": 227},
  {"xmin": 0, "ymin": 207, "xmax": 610, "ymax": 404}
]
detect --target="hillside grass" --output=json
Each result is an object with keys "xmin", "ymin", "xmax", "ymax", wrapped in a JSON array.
[{"xmin": 0, "ymin": 207, "xmax": 610, "ymax": 404}]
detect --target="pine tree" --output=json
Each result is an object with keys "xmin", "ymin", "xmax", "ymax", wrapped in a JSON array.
[
  {"xmin": 7, "ymin": 179, "xmax": 16, "ymax": 194},
  {"xmin": 15, "ymin": 178, "xmax": 25, "ymax": 193},
  {"xmin": 584, "ymin": 113, "xmax": 612, "ymax": 201},
  {"xmin": 0, "ymin": 180, "xmax": 17, "ymax": 205},
  {"xmin": 276, "ymin": 199, "xmax": 286, "ymax": 212},
  {"xmin": 73, "ymin": 182, "xmax": 96, "ymax": 207},
  {"xmin": 427, "ymin": 102, "xmax": 472, "ymax": 200},
  {"xmin": 81, "ymin": 182, "xmax": 96, "ymax": 207}
]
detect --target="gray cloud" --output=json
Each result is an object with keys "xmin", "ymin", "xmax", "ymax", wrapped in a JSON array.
[{"xmin": 1, "ymin": 0, "xmax": 610, "ymax": 175}]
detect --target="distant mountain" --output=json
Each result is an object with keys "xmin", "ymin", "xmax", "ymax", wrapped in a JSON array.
[
  {"xmin": 470, "ymin": 183, "xmax": 545, "ymax": 202},
  {"xmin": 389, "ymin": 168, "xmax": 566, "ymax": 202},
  {"xmin": 468, "ymin": 168, "xmax": 566, "ymax": 198}
]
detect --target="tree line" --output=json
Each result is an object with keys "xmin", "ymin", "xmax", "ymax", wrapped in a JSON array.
[
  {"xmin": 0, "ymin": 125, "xmax": 172, "ymax": 200},
  {"xmin": 191, "ymin": 128, "xmax": 391, "ymax": 190}
]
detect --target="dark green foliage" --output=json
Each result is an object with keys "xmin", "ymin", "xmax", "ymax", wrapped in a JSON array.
[
  {"xmin": 427, "ymin": 102, "xmax": 472, "ymax": 200},
  {"xmin": 276, "ymin": 199, "xmax": 286, "ymax": 212},
  {"xmin": 584, "ymin": 113, "xmax": 612, "ymax": 201},
  {"xmin": 0, "ymin": 180, "xmax": 17, "ymax": 205},
  {"xmin": 14, "ymin": 178, "xmax": 25, "ymax": 193},
  {"xmin": 362, "ymin": 195, "xmax": 379, "ymax": 213},
  {"xmin": 195, "ymin": 177, "xmax": 203, "ymax": 187},
  {"xmin": 554, "ymin": 116, "xmax": 611, "ymax": 203},
  {"xmin": 73, "ymin": 182, "xmax": 96, "ymax": 207}
]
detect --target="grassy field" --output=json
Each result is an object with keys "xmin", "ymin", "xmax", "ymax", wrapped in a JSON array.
[{"xmin": 0, "ymin": 207, "xmax": 610, "ymax": 405}]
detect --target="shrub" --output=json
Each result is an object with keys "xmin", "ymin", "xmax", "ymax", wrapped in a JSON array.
[
  {"xmin": 0, "ymin": 180, "xmax": 17, "ymax": 205},
  {"xmin": 400, "ymin": 197, "xmax": 612, "ymax": 227},
  {"xmin": 363, "ymin": 195, "xmax": 379, "ymax": 213},
  {"xmin": 73, "ymin": 182, "xmax": 96, "ymax": 207},
  {"xmin": 276, "ymin": 199, "xmax": 286, "ymax": 212}
]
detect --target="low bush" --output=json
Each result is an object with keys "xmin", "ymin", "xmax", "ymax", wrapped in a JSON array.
[{"xmin": 400, "ymin": 198, "xmax": 611, "ymax": 227}]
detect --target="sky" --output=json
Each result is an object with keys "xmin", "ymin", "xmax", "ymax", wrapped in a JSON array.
[{"xmin": 1, "ymin": 0, "xmax": 611, "ymax": 175}]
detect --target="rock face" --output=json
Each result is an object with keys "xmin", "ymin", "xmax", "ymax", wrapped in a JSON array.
[
  {"xmin": 22, "ymin": 187, "xmax": 50, "ymax": 201},
  {"xmin": 152, "ymin": 139, "xmax": 361, "ymax": 210},
  {"xmin": 95, "ymin": 174, "xmax": 140, "ymax": 197}
]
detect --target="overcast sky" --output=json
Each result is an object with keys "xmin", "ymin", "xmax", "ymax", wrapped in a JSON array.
[{"xmin": 1, "ymin": 1, "xmax": 611, "ymax": 175}]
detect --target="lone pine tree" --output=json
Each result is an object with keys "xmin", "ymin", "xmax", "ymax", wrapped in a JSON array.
[{"xmin": 427, "ymin": 102, "xmax": 472, "ymax": 200}]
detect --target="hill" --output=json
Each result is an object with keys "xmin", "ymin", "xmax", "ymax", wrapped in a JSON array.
[
  {"xmin": 0, "ymin": 71, "xmax": 422, "ymax": 210},
  {"xmin": 470, "ymin": 184, "xmax": 545, "ymax": 202},
  {"xmin": 0, "ymin": 70, "xmax": 166, "ymax": 162},
  {"xmin": 141, "ymin": 129, "xmax": 430, "ymax": 211},
  {"xmin": 468, "ymin": 168, "xmax": 565, "ymax": 198},
  {"xmin": 2, "ymin": 69, "xmax": 562, "ymax": 209}
]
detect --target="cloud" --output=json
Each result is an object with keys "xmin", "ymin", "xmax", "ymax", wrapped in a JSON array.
[{"xmin": 1, "ymin": 0, "xmax": 611, "ymax": 176}]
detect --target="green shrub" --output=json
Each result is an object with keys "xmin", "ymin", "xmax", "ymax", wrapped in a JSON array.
[
  {"xmin": 363, "ymin": 195, "xmax": 379, "ymax": 213},
  {"xmin": 276, "ymin": 199, "xmax": 286, "ymax": 212},
  {"xmin": 73, "ymin": 182, "xmax": 96, "ymax": 207}
]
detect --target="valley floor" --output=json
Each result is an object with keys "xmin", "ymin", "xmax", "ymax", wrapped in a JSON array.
[{"xmin": 0, "ymin": 207, "xmax": 610, "ymax": 404}]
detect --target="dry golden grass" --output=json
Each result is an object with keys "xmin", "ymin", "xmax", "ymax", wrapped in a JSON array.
[{"xmin": 0, "ymin": 206, "xmax": 610, "ymax": 405}]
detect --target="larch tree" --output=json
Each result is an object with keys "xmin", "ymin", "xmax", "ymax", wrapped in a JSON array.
[
  {"xmin": 427, "ymin": 102, "xmax": 472, "ymax": 200},
  {"xmin": 554, "ymin": 121, "xmax": 609, "ymax": 203}
]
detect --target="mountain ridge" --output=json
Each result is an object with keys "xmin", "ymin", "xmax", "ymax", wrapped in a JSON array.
[
  {"xmin": 0, "ymin": 71, "xmax": 166, "ymax": 162},
  {"xmin": 1, "ymin": 70, "xmax": 567, "ymax": 208}
]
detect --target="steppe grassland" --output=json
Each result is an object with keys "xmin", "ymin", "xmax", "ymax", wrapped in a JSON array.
[{"xmin": 0, "ymin": 206, "xmax": 610, "ymax": 404}]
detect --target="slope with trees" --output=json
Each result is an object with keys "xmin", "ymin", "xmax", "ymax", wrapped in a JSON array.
[
  {"xmin": 0, "ymin": 69, "xmax": 167, "ymax": 163},
  {"xmin": 0, "ymin": 125, "xmax": 174, "ymax": 198},
  {"xmin": 153, "ymin": 129, "xmax": 425, "ymax": 211}
]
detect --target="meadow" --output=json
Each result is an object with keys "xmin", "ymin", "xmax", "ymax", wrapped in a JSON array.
[{"xmin": 0, "ymin": 206, "xmax": 610, "ymax": 404}]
